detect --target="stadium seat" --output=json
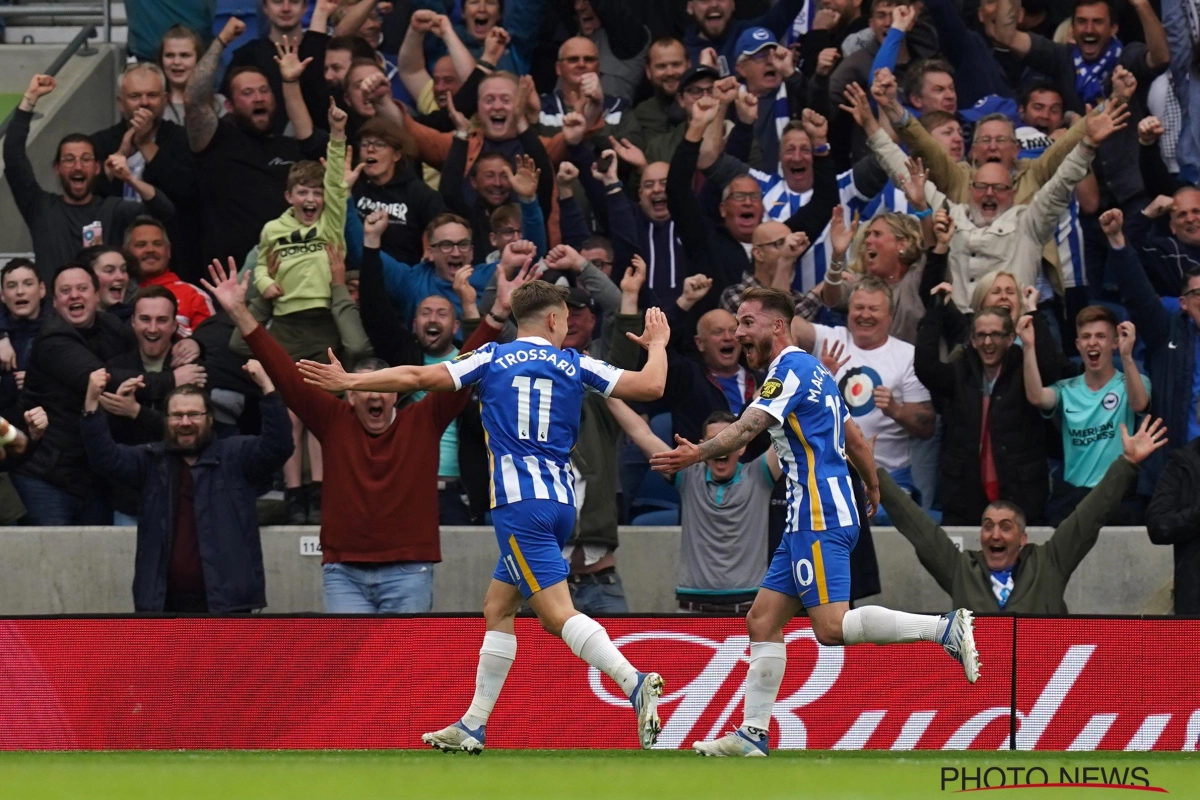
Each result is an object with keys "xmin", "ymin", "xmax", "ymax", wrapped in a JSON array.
[
  {"xmin": 648, "ymin": 412, "xmax": 673, "ymax": 444},
  {"xmin": 630, "ymin": 508, "xmax": 679, "ymax": 526},
  {"xmin": 629, "ymin": 467, "xmax": 680, "ymax": 521}
]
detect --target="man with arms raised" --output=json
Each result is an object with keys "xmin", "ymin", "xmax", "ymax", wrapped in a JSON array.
[
  {"xmin": 652, "ymin": 287, "xmax": 979, "ymax": 757},
  {"xmin": 5, "ymin": 75, "xmax": 175, "ymax": 282},
  {"xmin": 299, "ymin": 281, "xmax": 676, "ymax": 752}
]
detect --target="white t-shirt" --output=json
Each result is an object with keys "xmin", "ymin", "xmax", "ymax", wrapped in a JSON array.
[{"xmin": 811, "ymin": 325, "xmax": 931, "ymax": 472}]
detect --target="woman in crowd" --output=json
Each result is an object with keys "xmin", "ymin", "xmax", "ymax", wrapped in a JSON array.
[{"xmin": 157, "ymin": 25, "xmax": 225, "ymax": 126}]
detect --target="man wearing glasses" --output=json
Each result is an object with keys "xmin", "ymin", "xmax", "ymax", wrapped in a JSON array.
[
  {"xmin": 863, "ymin": 91, "xmax": 1127, "ymax": 313},
  {"xmin": 377, "ymin": 213, "xmax": 537, "ymax": 323},
  {"xmin": 5, "ymin": 74, "xmax": 175, "ymax": 283},
  {"xmin": 537, "ymin": 37, "xmax": 637, "ymax": 146},
  {"xmin": 82, "ymin": 367, "xmax": 293, "ymax": 614}
]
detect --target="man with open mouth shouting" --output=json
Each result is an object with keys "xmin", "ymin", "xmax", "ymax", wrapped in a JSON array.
[{"xmin": 4, "ymin": 74, "xmax": 176, "ymax": 286}]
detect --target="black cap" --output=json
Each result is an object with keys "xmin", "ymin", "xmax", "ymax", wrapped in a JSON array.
[
  {"xmin": 565, "ymin": 286, "xmax": 597, "ymax": 312},
  {"xmin": 679, "ymin": 65, "xmax": 721, "ymax": 92}
]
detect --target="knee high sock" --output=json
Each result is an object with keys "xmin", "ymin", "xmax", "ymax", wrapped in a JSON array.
[
  {"xmin": 741, "ymin": 641, "xmax": 787, "ymax": 733},
  {"xmin": 560, "ymin": 614, "xmax": 639, "ymax": 696},
  {"xmin": 841, "ymin": 606, "xmax": 947, "ymax": 645},
  {"xmin": 460, "ymin": 631, "xmax": 517, "ymax": 730}
]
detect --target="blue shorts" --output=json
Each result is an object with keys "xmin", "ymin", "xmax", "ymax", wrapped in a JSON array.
[
  {"xmin": 491, "ymin": 499, "xmax": 577, "ymax": 599},
  {"xmin": 761, "ymin": 524, "xmax": 858, "ymax": 607}
]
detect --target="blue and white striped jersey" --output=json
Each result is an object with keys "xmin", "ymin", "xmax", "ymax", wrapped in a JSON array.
[
  {"xmin": 444, "ymin": 338, "xmax": 624, "ymax": 508},
  {"xmin": 750, "ymin": 167, "xmax": 913, "ymax": 292},
  {"xmin": 1017, "ymin": 126, "xmax": 1087, "ymax": 291},
  {"xmin": 751, "ymin": 346, "xmax": 859, "ymax": 534}
]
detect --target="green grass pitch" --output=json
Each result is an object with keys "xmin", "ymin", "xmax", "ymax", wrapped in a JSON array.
[{"xmin": 0, "ymin": 750, "xmax": 1195, "ymax": 799}]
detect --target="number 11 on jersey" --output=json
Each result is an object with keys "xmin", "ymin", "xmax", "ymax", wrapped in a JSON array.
[{"xmin": 513, "ymin": 376, "xmax": 553, "ymax": 441}]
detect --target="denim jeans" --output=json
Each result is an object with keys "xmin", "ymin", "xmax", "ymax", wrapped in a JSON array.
[
  {"xmin": 568, "ymin": 571, "xmax": 629, "ymax": 614},
  {"xmin": 12, "ymin": 474, "xmax": 112, "ymax": 526},
  {"xmin": 322, "ymin": 561, "xmax": 434, "ymax": 613}
]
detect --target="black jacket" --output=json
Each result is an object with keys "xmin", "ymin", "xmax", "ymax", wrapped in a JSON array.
[
  {"xmin": 1146, "ymin": 438, "xmax": 1200, "ymax": 614},
  {"xmin": 90, "ymin": 119, "xmax": 202, "ymax": 281},
  {"xmin": 352, "ymin": 164, "xmax": 447, "ymax": 265},
  {"xmin": 80, "ymin": 394, "xmax": 293, "ymax": 613},
  {"xmin": 103, "ymin": 350, "xmax": 168, "ymax": 517},
  {"xmin": 915, "ymin": 301, "xmax": 1051, "ymax": 525},
  {"xmin": 19, "ymin": 311, "xmax": 176, "ymax": 497}
]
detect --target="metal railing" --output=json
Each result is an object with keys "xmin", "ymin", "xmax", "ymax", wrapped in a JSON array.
[
  {"xmin": 0, "ymin": 1, "xmax": 113, "ymax": 42},
  {"xmin": 0, "ymin": 24, "xmax": 97, "ymax": 138}
]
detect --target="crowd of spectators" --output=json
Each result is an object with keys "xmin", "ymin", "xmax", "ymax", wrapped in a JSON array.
[{"xmin": 2, "ymin": 0, "xmax": 1199, "ymax": 615}]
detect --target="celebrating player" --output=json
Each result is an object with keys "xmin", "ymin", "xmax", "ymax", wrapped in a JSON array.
[
  {"xmin": 299, "ymin": 280, "xmax": 674, "ymax": 753},
  {"xmin": 650, "ymin": 287, "xmax": 981, "ymax": 758}
]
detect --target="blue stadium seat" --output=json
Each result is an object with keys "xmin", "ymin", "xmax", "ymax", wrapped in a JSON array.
[
  {"xmin": 648, "ymin": 413, "xmax": 673, "ymax": 445},
  {"xmin": 630, "ymin": 508, "xmax": 679, "ymax": 526},
  {"xmin": 630, "ymin": 468, "xmax": 680, "ymax": 520}
]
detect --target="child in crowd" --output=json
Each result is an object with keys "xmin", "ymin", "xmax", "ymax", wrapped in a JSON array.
[{"xmin": 252, "ymin": 98, "xmax": 351, "ymax": 525}]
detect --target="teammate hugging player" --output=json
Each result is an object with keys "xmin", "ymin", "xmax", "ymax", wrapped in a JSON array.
[
  {"xmin": 300, "ymin": 280, "xmax": 675, "ymax": 753},
  {"xmin": 652, "ymin": 288, "xmax": 981, "ymax": 758}
]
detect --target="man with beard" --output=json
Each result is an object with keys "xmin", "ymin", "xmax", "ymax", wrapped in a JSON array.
[
  {"xmin": 352, "ymin": 118, "xmax": 447, "ymax": 265},
  {"xmin": 99, "ymin": 287, "xmax": 204, "ymax": 524},
  {"xmin": 186, "ymin": 18, "xmax": 328, "ymax": 265},
  {"xmin": 227, "ymin": 0, "xmax": 333, "ymax": 135},
  {"xmin": 123, "ymin": 218, "xmax": 214, "ymax": 337},
  {"xmin": 863, "ymin": 94, "xmax": 1124, "ymax": 312},
  {"xmin": 82, "ymin": 366, "xmax": 291, "ymax": 613},
  {"xmin": 652, "ymin": 288, "xmax": 979, "ymax": 758},
  {"xmin": 16, "ymin": 263, "xmax": 204, "ymax": 525},
  {"xmin": 611, "ymin": 257, "xmax": 769, "ymax": 456},
  {"xmin": 682, "ymin": 0, "xmax": 809, "ymax": 75},
  {"xmin": 991, "ymin": 0, "xmax": 1169, "ymax": 208},
  {"xmin": 632, "ymin": 37, "xmax": 690, "ymax": 142},
  {"xmin": 89, "ymin": 63, "xmax": 201, "ymax": 282},
  {"xmin": 202, "ymin": 244, "xmax": 523, "ymax": 613},
  {"xmin": 5, "ymin": 75, "xmax": 176, "ymax": 284}
]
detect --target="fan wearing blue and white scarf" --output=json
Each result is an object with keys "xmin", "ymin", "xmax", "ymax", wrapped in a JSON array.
[{"xmin": 1074, "ymin": 36, "xmax": 1123, "ymax": 104}]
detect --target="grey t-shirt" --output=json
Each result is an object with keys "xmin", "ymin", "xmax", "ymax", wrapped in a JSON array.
[{"xmin": 675, "ymin": 455, "xmax": 775, "ymax": 595}]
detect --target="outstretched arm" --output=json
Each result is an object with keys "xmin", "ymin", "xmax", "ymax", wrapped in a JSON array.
[
  {"xmin": 610, "ymin": 307, "xmax": 670, "ymax": 401},
  {"xmin": 649, "ymin": 406, "xmax": 774, "ymax": 475},
  {"xmin": 186, "ymin": 17, "xmax": 243, "ymax": 152},
  {"xmin": 605, "ymin": 396, "xmax": 670, "ymax": 458}
]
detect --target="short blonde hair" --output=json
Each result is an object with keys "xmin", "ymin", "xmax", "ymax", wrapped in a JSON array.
[{"xmin": 851, "ymin": 212, "xmax": 923, "ymax": 272}]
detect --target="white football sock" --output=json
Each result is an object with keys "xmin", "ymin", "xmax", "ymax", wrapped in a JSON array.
[
  {"xmin": 741, "ymin": 641, "xmax": 787, "ymax": 734},
  {"xmin": 460, "ymin": 630, "xmax": 517, "ymax": 731},
  {"xmin": 560, "ymin": 613, "xmax": 639, "ymax": 696},
  {"xmin": 842, "ymin": 606, "xmax": 945, "ymax": 645}
]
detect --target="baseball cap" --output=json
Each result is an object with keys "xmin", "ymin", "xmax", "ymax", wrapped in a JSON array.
[
  {"xmin": 734, "ymin": 26, "xmax": 777, "ymax": 61},
  {"xmin": 565, "ymin": 286, "xmax": 597, "ymax": 312},
  {"xmin": 959, "ymin": 94, "xmax": 1020, "ymax": 124},
  {"xmin": 679, "ymin": 64, "xmax": 721, "ymax": 92}
]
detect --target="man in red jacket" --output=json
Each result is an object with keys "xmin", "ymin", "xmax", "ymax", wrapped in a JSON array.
[
  {"xmin": 201, "ymin": 250, "xmax": 533, "ymax": 612},
  {"xmin": 125, "ymin": 216, "xmax": 213, "ymax": 336}
]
